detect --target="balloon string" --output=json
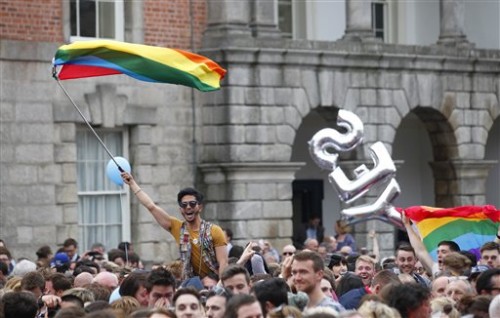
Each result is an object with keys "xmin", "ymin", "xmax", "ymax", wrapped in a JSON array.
[{"xmin": 54, "ymin": 75, "xmax": 123, "ymax": 172}]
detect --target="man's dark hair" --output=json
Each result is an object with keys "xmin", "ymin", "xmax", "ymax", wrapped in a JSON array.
[
  {"xmin": 50, "ymin": 272, "xmax": 72, "ymax": 293},
  {"xmin": 224, "ymin": 228, "xmax": 233, "ymax": 241},
  {"xmin": 118, "ymin": 241, "xmax": 132, "ymax": 252},
  {"xmin": 0, "ymin": 246, "xmax": 12, "ymax": 259},
  {"xmin": 206, "ymin": 286, "xmax": 232, "ymax": 301},
  {"xmin": 252, "ymin": 278, "xmax": 289, "ymax": 316},
  {"xmin": 1, "ymin": 291, "xmax": 38, "ymax": 318},
  {"xmin": 21, "ymin": 271, "xmax": 45, "ymax": 292},
  {"xmin": 74, "ymin": 259, "xmax": 100, "ymax": 275},
  {"xmin": 36, "ymin": 245, "xmax": 52, "ymax": 259},
  {"xmin": 293, "ymin": 251, "xmax": 324, "ymax": 272},
  {"xmin": 177, "ymin": 187, "xmax": 204, "ymax": 205},
  {"xmin": 475, "ymin": 268, "xmax": 500, "ymax": 295},
  {"xmin": 173, "ymin": 287, "xmax": 201, "ymax": 304},
  {"xmin": 145, "ymin": 267, "xmax": 176, "ymax": 292},
  {"xmin": 63, "ymin": 238, "xmax": 78, "ymax": 248},
  {"xmin": 386, "ymin": 283, "xmax": 431, "ymax": 317},
  {"xmin": 224, "ymin": 294, "xmax": 259, "ymax": 318},
  {"xmin": 438, "ymin": 240, "xmax": 460, "ymax": 252},
  {"xmin": 127, "ymin": 252, "xmax": 141, "ymax": 265},
  {"xmin": 395, "ymin": 243, "xmax": 415, "ymax": 256},
  {"xmin": 0, "ymin": 261, "xmax": 8, "ymax": 276},
  {"xmin": 84, "ymin": 300, "xmax": 112, "ymax": 313},
  {"xmin": 221, "ymin": 265, "xmax": 250, "ymax": 284},
  {"xmin": 480, "ymin": 241, "xmax": 500, "ymax": 253},
  {"xmin": 370, "ymin": 269, "xmax": 400, "ymax": 289},
  {"xmin": 61, "ymin": 294, "xmax": 85, "ymax": 308},
  {"xmin": 120, "ymin": 272, "xmax": 148, "ymax": 297},
  {"xmin": 53, "ymin": 306, "xmax": 86, "ymax": 318},
  {"xmin": 107, "ymin": 248, "xmax": 126, "ymax": 263},
  {"xmin": 335, "ymin": 272, "xmax": 364, "ymax": 297}
]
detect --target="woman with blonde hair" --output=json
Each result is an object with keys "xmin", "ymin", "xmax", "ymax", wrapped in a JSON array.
[
  {"xmin": 111, "ymin": 296, "xmax": 141, "ymax": 315},
  {"xmin": 267, "ymin": 305, "xmax": 303, "ymax": 318},
  {"xmin": 430, "ymin": 297, "xmax": 460, "ymax": 318},
  {"xmin": 357, "ymin": 300, "xmax": 401, "ymax": 318}
]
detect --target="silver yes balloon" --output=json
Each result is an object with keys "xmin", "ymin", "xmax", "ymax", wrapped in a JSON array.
[{"xmin": 308, "ymin": 110, "xmax": 403, "ymax": 229}]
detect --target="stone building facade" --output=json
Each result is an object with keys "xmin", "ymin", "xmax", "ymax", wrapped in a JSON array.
[{"xmin": 1, "ymin": 0, "xmax": 499, "ymax": 262}]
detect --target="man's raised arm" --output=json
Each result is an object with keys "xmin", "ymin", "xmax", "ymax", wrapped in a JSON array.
[
  {"xmin": 121, "ymin": 172, "xmax": 172, "ymax": 231},
  {"xmin": 402, "ymin": 211, "xmax": 435, "ymax": 275}
]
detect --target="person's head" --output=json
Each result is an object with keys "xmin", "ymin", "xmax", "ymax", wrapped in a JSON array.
[
  {"xmin": 320, "ymin": 278, "xmax": 335, "ymax": 300},
  {"xmin": 431, "ymin": 276, "xmax": 450, "ymax": 298},
  {"xmin": 120, "ymin": 271, "xmax": 149, "ymax": 307},
  {"xmin": 63, "ymin": 238, "xmax": 78, "ymax": 260},
  {"xmin": 335, "ymin": 220, "xmax": 351, "ymax": 235},
  {"xmin": 47, "ymin": 272, "xmax": 72, "ymax": 296},
  {"xmin": 252, "ymin": 277, "xmax": 288, "ymax": 315},
  {"xmin": 223, "ymin": 228, "xmax": 233, "ymax": 243},
  {"xmin": 308, "ymin": 216, "xmax": 321, "ymax": 227},
  {"xmin": 205, "ymin": 286, "xmax": 232, "ymax": 318},
  {"xmin": 386, "ymin": 283, "xmax": 432, "ymax": 318},
  {"xmin": 50, "ymin": 252, "xmax": 70, "ymax": 273},
  {"xmin": 221, "ymin": 265, "xmax": 251, "ymax": 295},
  {"xmin": 369, "ymin": 269, "xmax": 400, "ymax": 295},
  {"xmin": 1, "ymin": 291, "xmax": 39, "ymax": 318},
  {"xmin": 177, "ymin": 187, "xmax": 204, "ymax": 223},
  {"xmin": 20, "ymin": 271, "xmax": 45, "ymax": 299},
  {"xmin": 281, "ymin": 245, "xmax": 296, "ymax": 259},
  {"xmin": 475, "ymin": 268, "xmax": 500, "ymax": 296},
  {"xmin": 291, "ymin": 251, "xmax": 324, "ymax": 294},
  {"xmin": 11, "ymin": 259, "xmax": 37, "ymax": 277},
  {"xmin": 335, "ymin": 272, "xmax": 364, "ymax": 297},
  {"xmin": 118, "ymin": 241, "xmax": 133, "ymax": 252},
  {"xmin": 395, "ymin": 244, "xmax": 417, "ymax": 275},
  {"xmin": 304, "ymin": 238, "xmax": 319, "ymax": 252},
  {"xmin": 354, "ymin": 255, "xmax": 376, "ymax": 286},
  {"xmin": 436, "ymin": 240, "xmax": 460, "ymax": 268},
  {"xmin": 0, "ymin": 246, "xmax": 12, "ymax": 266},
  {"xmin": 172, "ymin": 287, "xmax": 203, "ymax": 318},
  {"xmin": 145, "ymin": 267, "xmax": 176, "ymax": 307},
  {"xmin": 74, "ymin": 271, "xmax": 94, "ymax": 287},
  {"xmin": 480, "ymin": 241, "xmax": 499, "ymax": 268},
  {"xmin": 317, "ymin": 243, "xmax": 329, "ymax": 260},
  {"xmin": 92, "ymin": 271, "xmax": 119, "ymax": 291},
  {"xmin": 60, "ymin": 294, "xmax": 85, "ymax": 308},
  {"xmin": 62, "ymin": 287, "xmax": 96, "ymax": 304},
  {"xmin": 444, "ymin": 278, "xmax": 475, "ymax": 303},
  {"xmin": 442, "ymin": 252, "xmax": 471, "ymax": 276},
  {"xmin": 53, "ymin": 306, "xmax": 86, "ymax": 318},
  {"xmin": 224, "ymin": 294, "xmax": 263, "ymax": 318},
  {"xmin": 107, "ymin": 248, "xmax": 126, "ymax": 266},
  {"xmin": 36, "ymin": 245, "xmax": 53, "ymax": 260},
  {"xmin": 202, "ymin": 273, "xmax": 219, "ymax": 290},
  {"xmin": 358, "ymin": 300, "xmax": 401, "ymax": 318},
  {"xmin": 430, "ymin": 297, "xmax": 460, "ymax": 318},
  {"xmin": 328, "ymin": 254, "xmax": 347, "ymax": 278},
  {"xmin": 489, "ymin": 294, "xmax": 500, "ymax": 318}
]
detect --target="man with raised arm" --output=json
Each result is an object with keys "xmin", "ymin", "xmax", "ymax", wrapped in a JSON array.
[
  {"xmin": 402, "ymin": 212, "xmax": 460, "ymax": 277},
  {"xmin": 121, "ymin": 172, "xmax": 227, "ymax": 280}
]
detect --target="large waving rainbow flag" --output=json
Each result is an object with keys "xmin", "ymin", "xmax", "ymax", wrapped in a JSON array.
[
  {"xmin": 404, "ymin": 205, "xmax": 500, "ymax": 260},
  {"xmin": 53, "ymin": 40, "xmax": 226, "ymax": 92}
]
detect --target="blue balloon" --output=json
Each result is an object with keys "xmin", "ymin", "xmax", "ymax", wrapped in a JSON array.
[{"xmin": 106, "ymin": 157, "xmax": 131, "ymax": 186}]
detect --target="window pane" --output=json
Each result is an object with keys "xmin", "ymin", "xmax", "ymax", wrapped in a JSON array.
[
  {"xmin": 99, "ymin": 1, "xmax": 115, "ymax": 38},
  {"xmin": 372, "ymin": 2, "xmax": 385, "ymax": 41},
  {"xmin": 70, "ymin": 0, "xmax": 77, "ymax": 36},
  {"xmin": 279, "ymin": 0, "xmax": 293, "ymax": 38},
  {"xmin": 80, "ymin": 0, "xmax": 96, "ymax": 37},
  {"xmin": 77, "ymin": 129, "xmax": 126, "ymax": 251}
]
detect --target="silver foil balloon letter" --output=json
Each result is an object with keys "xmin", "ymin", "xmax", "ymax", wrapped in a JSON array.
[{"xmin": 308, "ymin": 110, "xmax": 364, "ymax": 170}]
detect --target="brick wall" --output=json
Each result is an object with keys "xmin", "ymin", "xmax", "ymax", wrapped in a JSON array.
[
  {"xmin": 144, "ymin": 0, "xmax": 206, "ymax": 50},
  {"xmin": 0, "ymin": 0, "xmax": 64, "ymax": 42}
]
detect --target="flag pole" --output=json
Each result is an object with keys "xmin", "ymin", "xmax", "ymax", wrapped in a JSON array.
[{"xmin": 52, "ymin": 67, "xmax": 124, "ymax": 172}]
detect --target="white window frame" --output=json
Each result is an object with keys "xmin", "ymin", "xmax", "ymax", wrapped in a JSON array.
[
  {"xmin": 70, "ymin": 0, "xmax": 124, "ymax": 42},
  {"xmin": 76, "ymin": 128, "xmax": 130, "ymax": 252}
]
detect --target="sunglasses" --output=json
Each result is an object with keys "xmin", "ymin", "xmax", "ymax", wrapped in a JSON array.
[
  {"xmin": 283, "ymin": 252, "xmax": 294, "ymax": 256},
  {"xmin": 180, "ymin": 201, "xmax": 198, "ymax": 208}
]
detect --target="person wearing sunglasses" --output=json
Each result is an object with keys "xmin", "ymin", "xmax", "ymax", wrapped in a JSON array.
[{"xmin": 121, "ymin": 172, "xmax": 228, "ymax": 281}]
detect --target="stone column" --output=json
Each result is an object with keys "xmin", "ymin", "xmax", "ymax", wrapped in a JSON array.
[
  {"xmin": 199, "ymin": 162, "xmax": 304, "ymax": 250},
  {"xmin": 430, "ymin": 160, "xmax": 497, "ymax": 207},
  {"xmin": 437, "ymin": 0, "xmax": 469, "ymax": 45},
  {"xmin": 204, "ymin": 0, "xmax": 252, "ymax": 44},
  {"xmin": 251, "ymin": 0, "xmax": 280, "ymax": 38},
  {"xmin": 342, "ymin": 0, "xmax": 375, "ymax": 41}
]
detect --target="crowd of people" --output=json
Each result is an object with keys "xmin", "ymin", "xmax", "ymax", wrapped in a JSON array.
[{"xmin": 0, "ymin": 173, "xmax": 499, "ymax": 318}]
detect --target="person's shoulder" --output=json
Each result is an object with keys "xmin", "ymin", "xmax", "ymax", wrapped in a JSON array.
[
  {"xmin": 318, "ymin": 296, "xmax": 345, "ymax": 312},
  {"xmin": 169, "ymin": 217, "xmax": 183, "ymax": 232}
]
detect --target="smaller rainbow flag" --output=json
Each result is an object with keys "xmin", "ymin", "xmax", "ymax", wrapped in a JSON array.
[
  {"xmin": 404, "ymin": 205, "xmax": 500, "ymax": 261},
  {"xmin": 53, "ymin": 40, "xmax": 226, "ymax": 92}
]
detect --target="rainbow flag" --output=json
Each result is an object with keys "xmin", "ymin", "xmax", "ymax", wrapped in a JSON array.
[
  {"xmin": 53, "ymin": 40, "xmax": 226, "ymax": 92},
  {"xmin": 404, "ymin": 205, "xmax": 500, "ymax": 260}
]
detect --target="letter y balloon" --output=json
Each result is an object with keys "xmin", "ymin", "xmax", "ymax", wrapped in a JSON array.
[{"xmin": 308, "ymin": 110, "xmax": 403, "ymax": 229}]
